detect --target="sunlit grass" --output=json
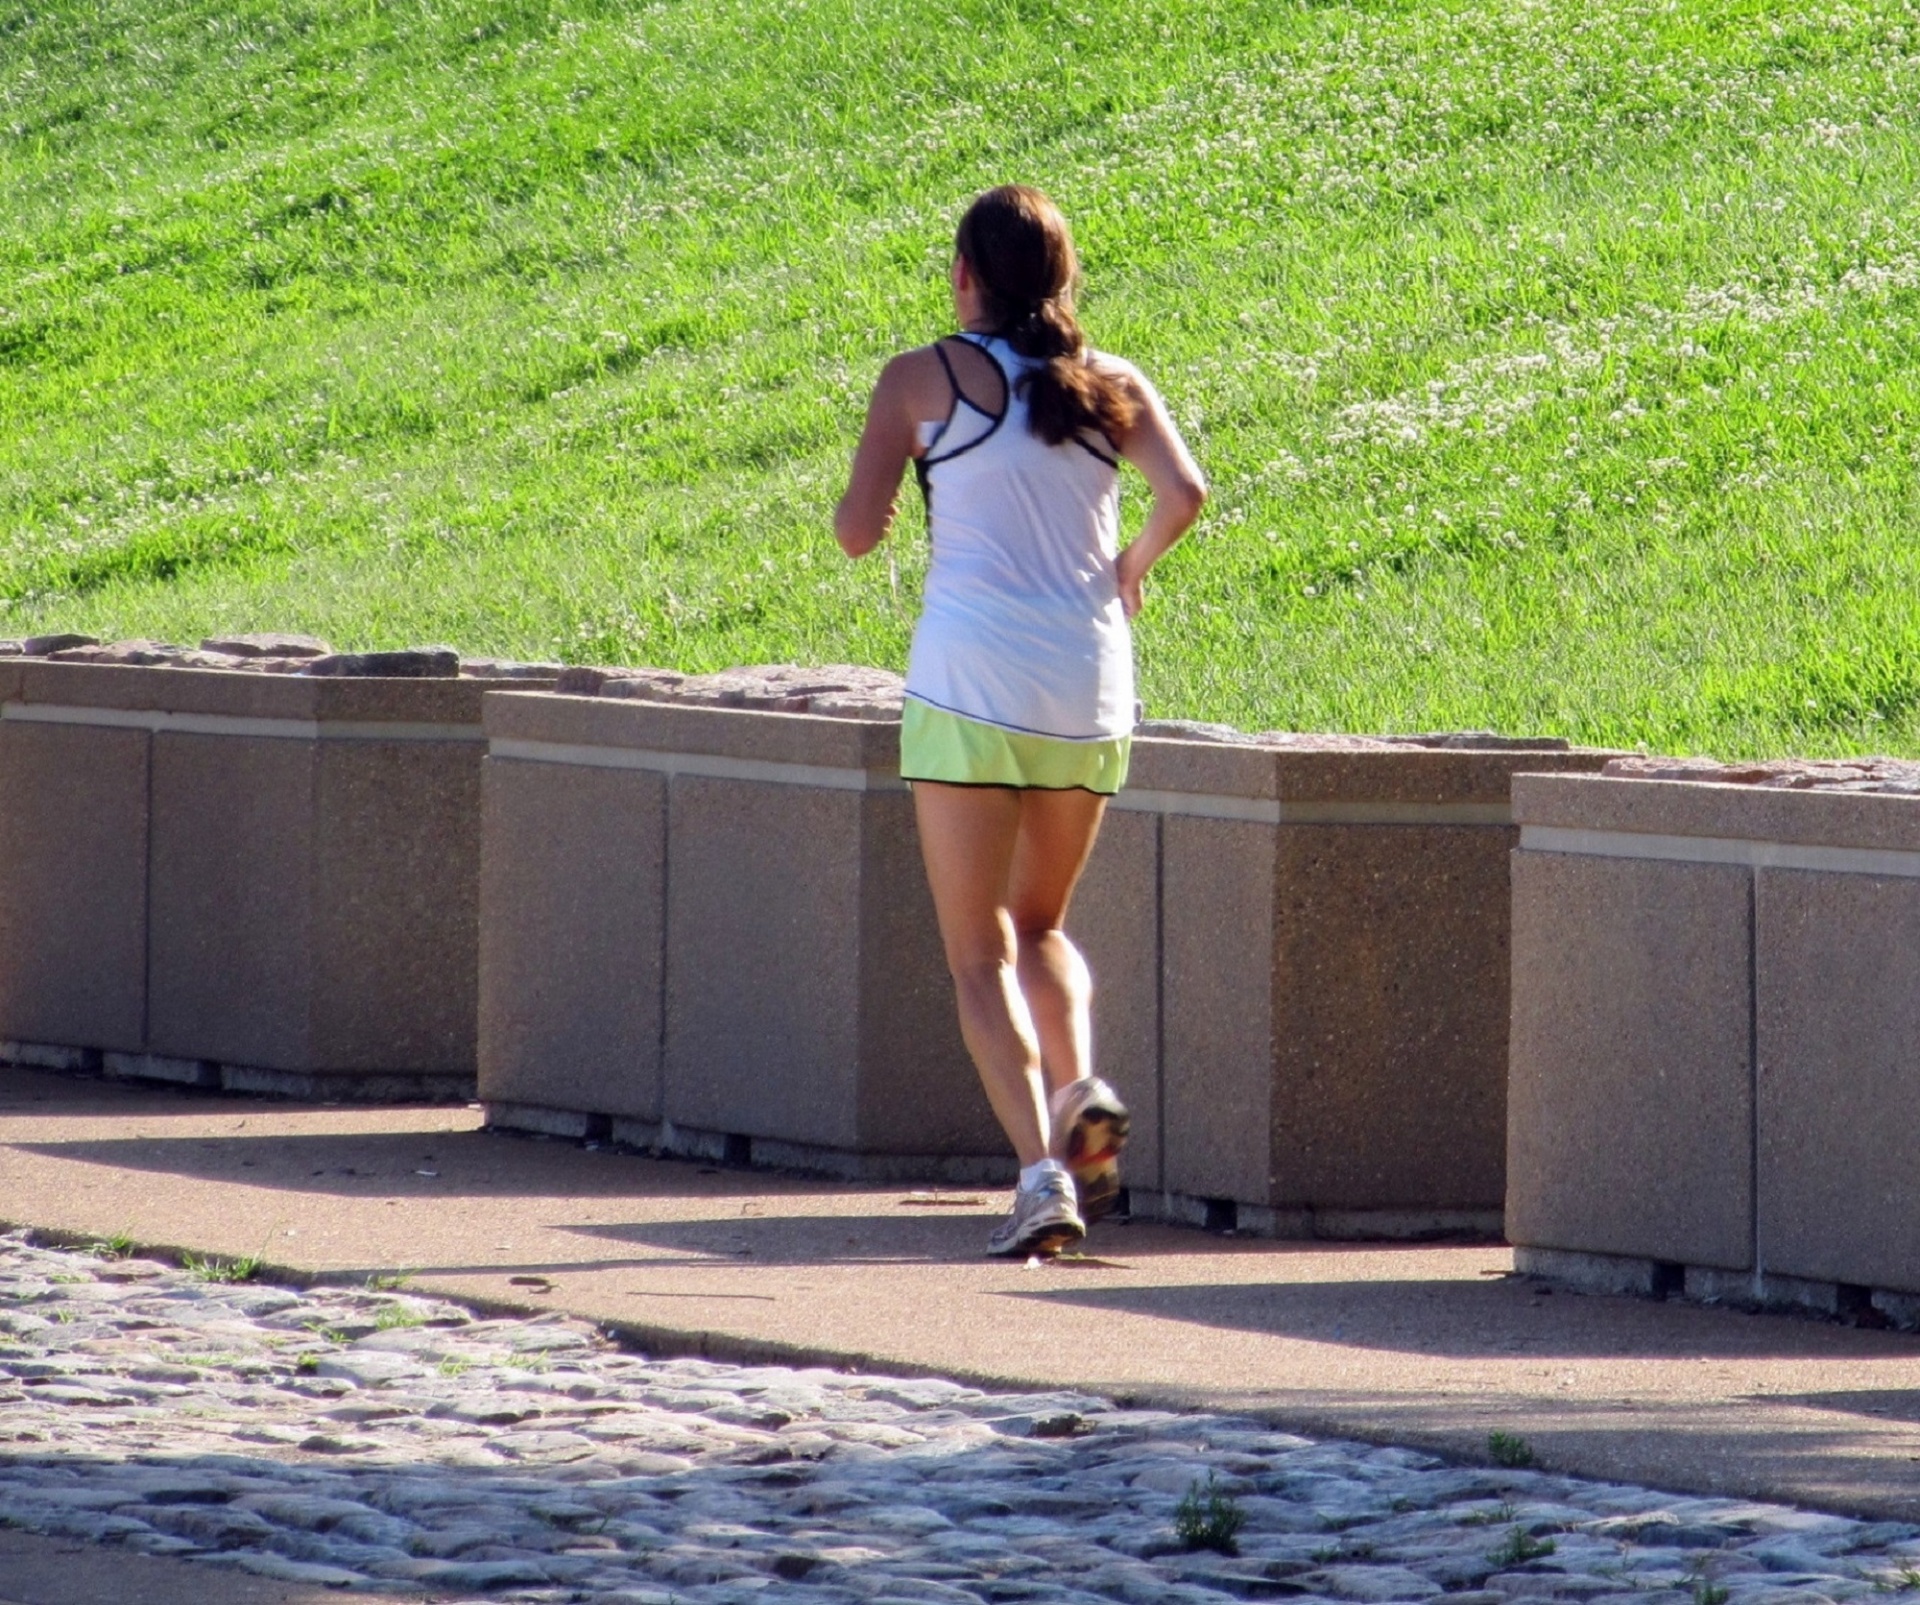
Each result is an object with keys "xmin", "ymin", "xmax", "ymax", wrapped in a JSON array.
[{"xmin": 2, "ymin": 0, "xmax": 1917, "ymax": 754}]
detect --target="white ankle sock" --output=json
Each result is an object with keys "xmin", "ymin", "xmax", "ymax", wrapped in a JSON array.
[{"xmin": 1019, "ymin": 1158, "xmax": 1068, "ymax": 1193}]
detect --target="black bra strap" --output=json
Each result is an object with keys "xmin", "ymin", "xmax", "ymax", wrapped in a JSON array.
[{"xmin": 932, "ymin": 339, "xmax": 962, "ymax": 400}]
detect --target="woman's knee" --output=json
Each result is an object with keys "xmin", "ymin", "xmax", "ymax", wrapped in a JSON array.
[
  {"xmin": 1013, "ymin": 916, "xmax": 1079, "ymax": 953},
  {"xmin": 1013, "ymin": 922, "xmax": 1090, "ymax": 988},
  {"xmin": 945, "ymin": 945, "xmax": 1015, "ymax": 997}
]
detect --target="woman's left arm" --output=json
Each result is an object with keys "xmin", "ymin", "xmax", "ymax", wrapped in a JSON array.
[
  {"xmin": 835, "ymin": 355, "xmax": 919, "ymax": 558},
  {"xmin": 1111, "ymin": 365, "xmax": 1207, "ymax": 617}
]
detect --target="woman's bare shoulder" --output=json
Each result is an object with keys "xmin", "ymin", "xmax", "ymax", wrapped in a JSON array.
[
  {"xmin": 873, "ymin": 342, "xmax": 963, "ymax": 394},
  {"xmin": 885, "ymin": 339, "xmax": 968, "ymax": 374},
  {"xmin": 867, "ymin": 343, "xmax": 962, "ymax": 413}
]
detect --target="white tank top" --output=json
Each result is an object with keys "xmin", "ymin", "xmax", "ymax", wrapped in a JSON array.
[{"xmin": 903, "ymin": 334, "xmax": 1133, "ymax": 742}]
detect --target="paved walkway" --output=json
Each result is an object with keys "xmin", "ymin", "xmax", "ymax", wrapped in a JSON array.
[
  {"xmin": 7, "ymin": 1227, "xmax": 1920, "ymax": 1605},
  {"xmin": 0, "ymin": 1525, "xmax": 372, "ymax": 1605},
  {"xmin": 2, "ymin": 1065, "xmax": 1919, "ymax": 1546}
]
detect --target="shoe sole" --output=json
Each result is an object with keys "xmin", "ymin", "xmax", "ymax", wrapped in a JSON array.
[
  {"xmin": 1064, "ymin": 1103, "xmax": 1130, "ymax": 1226},
  {"xmin": 991, "ymin": 1218, "xmax": 1085, "ymax": 1259}
]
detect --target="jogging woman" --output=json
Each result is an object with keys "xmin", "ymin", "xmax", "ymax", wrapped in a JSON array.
[{"xmin": 835, "ymin": 185, "xmax": 1206, "ymax": 1257}]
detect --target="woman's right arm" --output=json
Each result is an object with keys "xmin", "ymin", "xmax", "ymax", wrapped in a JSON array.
[
  {"xmin": 834, "ymin": 355, "xmax": 921, "ymax": 559},
  {"xmin": 1111, "ymin": 367, "xmax": 1207, "ymax": 617}
]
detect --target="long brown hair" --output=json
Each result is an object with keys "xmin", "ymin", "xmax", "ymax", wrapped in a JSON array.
[{"xmin": 954, "ymin": 185, "xmax": 1137, "ymax": 448}]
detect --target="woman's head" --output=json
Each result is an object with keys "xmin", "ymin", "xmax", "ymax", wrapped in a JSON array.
[
  {"xmin": 951, "ymin": 185, "xmax": 1136, "ymax": 448},
  {"xmin": 953, "ymin": 185, "xmax": 1079, "ymax": 350}
]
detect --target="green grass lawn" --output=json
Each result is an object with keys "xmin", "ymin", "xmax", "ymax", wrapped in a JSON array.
[{"xmin": 2, "ymin": 0, "xmax": 1917, "ymax": 754}]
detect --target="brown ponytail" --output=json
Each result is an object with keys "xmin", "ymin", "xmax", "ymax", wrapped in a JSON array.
[{"xmin": 954, "ymin": 185, "xmax": 1138, "ymax": 448}]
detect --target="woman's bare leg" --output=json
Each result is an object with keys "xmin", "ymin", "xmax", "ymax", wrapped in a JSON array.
[
  {"xmin": 912, "ymin": 782, "xmax": 1051, "ymax": 1165},
  {"xmin": 1006, "ymin": 788, "xmax": 1108, "ymax": 1104}
]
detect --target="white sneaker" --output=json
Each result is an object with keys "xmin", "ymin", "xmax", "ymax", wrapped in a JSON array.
[
  {"xmin": 987, "ymin": 1164, "xmax": 1085, "ymax": 1258},
  {"xmin": 1050, "ymin": 1076, "xmax": 1130, "ymax": 1226}
]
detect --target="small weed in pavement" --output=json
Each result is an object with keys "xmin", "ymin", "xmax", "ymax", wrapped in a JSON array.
[
  {"xmin": 1488, "ymin": 1431, "xmax": 1536, "ymax": 1468},
  {"xmin": 1459, "ymin": 1500, "xmax": 1521, "ymax": 1527},
  {"xmin": 374, "ymin": 1304, "xmax": 425, "ymax": 1331},
  {"xmin": 1684, "ymin": 1557, "xmax": 1732, "ymax": 1605},
  {"xmin": 367, "ymin": 1271, "xmax": 414, "ymax": 1292},
  {"xmin": 1489, "ymin": 1528, "xmax": 1557, "ymax": 1567},
  {"xmin": 1175, "ymin": 1474, "xmax": 1246, "ymax": 1556},
  {"xmin": 182, "ymin": 1253, "xmax": 260, "ymax": 1284},
  {"xmin": 86, "ymin": 1230, "xmax": 136, "ymax": 1260}
]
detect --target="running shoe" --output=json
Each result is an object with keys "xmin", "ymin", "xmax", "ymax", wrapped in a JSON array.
[
  {"xmin": 986, "ymin": 1164, "xmax": 1085, "ymax": 1258},
  {"xmin": 1050, "ymin": 1075, "xmax": 1130, "ymax": 1226}
]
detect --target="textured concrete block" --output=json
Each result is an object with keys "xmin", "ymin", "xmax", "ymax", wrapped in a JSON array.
[
  {"xmin": 1514, "ymin": 772, "xmax": 1920, "ymax": 1303},
  {"xmin": 478, "ymin": 755, "xmax": 665, "ymax": 1120},
  {"xmin": 1271, "ymin": 824, "xmax": 1512, "ymax": 1210},
  {"xmin": 482, "ymin": 695, "xmax": 1118, "ymax": 1168},
  {"xmin": 0, "ymin": 662, "xmax": 499, "ymax": 1084},
  {"xmin": 1506, "ymin": 850, "xmax": 1754, "ymax": 1270},
  {"xmin": 147, "ymin": 733, "xmax": 317, "ymax": 1069},
  {"xmin": 852, "ymin": 788, "xmax": 1002, "ymax": 1156},
  {"xmin": 663, "ymin": 768, "xmax": 1140, "ymax": 1165},
  {"xmin": 311, "ymin": 737, "xmax": 481, "ymax": 1074},
  {"xmin": 1162, "ymin": 815, "xmax": 1276, "ymax": 1204},
  {"xmin": 663, "ymin": 775, "xmax": 997, "ymax": 1155},
  {"xmin": 1148, "ymin": 738, "xmax": 1615, "ymax": 1218},
  {"xmin": 666, "ymin": 775, "xmax": 864, "ymax": 1148},
  {"xmin": 1068, "ymin": 806, "xmax": 1161, "ymax": 1192},
  {"xmin": 1757, "ymin": 868, "xmax": 1920, "ymax": 1292},
  {"xmin": 146, "ymin": 727, "xmax": 483, "ymax": 1077},
  {"xmin": 0, "ymin": 720, "xmax": 149, "ymax": 1052}
]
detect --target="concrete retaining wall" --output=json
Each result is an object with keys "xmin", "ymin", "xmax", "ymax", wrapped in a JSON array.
[
  {"xmin": 1509, "ymin": 763, "xmax": 1920, "ymax": 1318},
  {"xmin": 0, "ymin": 660, "xmax": 510, "ymax": 1098},
  {"xmin": 1133, "ymin": 736, "xmax": 1613, "ymax": 1234},
  {"xmin": 478, "ymin": 693, "xmax": 1008, "ymax": 1177},
  {"xmin": 0, "ymin": 650, "xmax": 1631, "ymax": 1238},
  {"xmin": 481, "ymin": 691, "xmax": 1612, "ymax": 1231}
]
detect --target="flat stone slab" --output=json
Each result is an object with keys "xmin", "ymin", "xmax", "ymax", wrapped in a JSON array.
[
  {"xmin": 1603, "ymin": 755, "xmax": 1920, "ymax": 793},
  {"xmin": 3, "ymin": 1066, "xmax": 1920, "ymax": 1524},
  {"xmin": 0, "ymin": 637, "xmax": 514, "ymax": 679},
  {"xmin": 551, "ymin": 660, "xmax": 906, "ymax": 716}
]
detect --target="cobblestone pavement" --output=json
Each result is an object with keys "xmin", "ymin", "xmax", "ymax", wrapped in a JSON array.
[{"xmin": 3, "ymin": 1233, "xmax": 1918, "ymax": 1605}]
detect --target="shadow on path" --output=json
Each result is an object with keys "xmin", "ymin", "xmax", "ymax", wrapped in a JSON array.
[{"xmin": 997, "ymin": 1278, "xmax": 1920, "ymax": 1362}]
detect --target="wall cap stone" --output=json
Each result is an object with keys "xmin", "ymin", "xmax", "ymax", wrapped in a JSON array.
[
  {"xmin": 1515, "ymin": 772, "xmax": 1920, "ymax": 855},
  {"xmin": 488, "ymin": 690, "xmax": 1616, "ymax": 809},
  {"xmin": 484, "ymin": 691, "xmax": 900, "ymax": 771},
  {"xmin": 7, "ymin": 662, "xmax": 498, "ymax": 727}
]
